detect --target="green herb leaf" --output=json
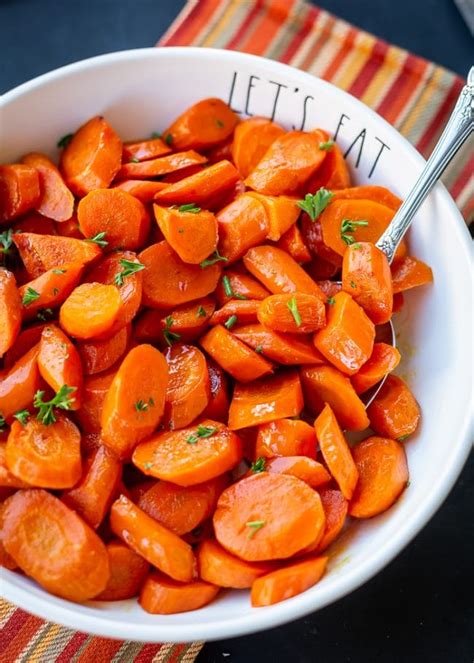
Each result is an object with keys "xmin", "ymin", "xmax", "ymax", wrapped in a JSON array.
[
  {"xmin": 406, "ymin": 479, "xmax": 411, "ymax": 487},
  {"xmin": 85, "ymin": 231, "xmax": 108, "ymax": 248},
  {"xmin": 165, "ymin": 133, "xmax": 173, "ymax": 146},
  {"xmin": 398, "ymin": 434, "xmax": 409, "ymax": 441},
  {"xmin": 197, "ymin": 305, "xmax": 207, "ymax": 318},
  {"xmin": 350, "ymin": 280, "xmax": 356, "ymax": 289},
  {"xmin": 0, "ymin": 413, "xmax": 5, "ymax": 433},
  {"xmin": 246, "ymin": 520, "xmax": 266, "ymax": 538},
  {"xmin": 222, "ymin": 275, "xmax": 233, "ymax": 298},
  {"xmin": 151, "ymin": 131, "xmax": 162, "ymax": 139},
  {"xmin": 340, "ymin": 219, "xmax": 369, "ymax": 246},
  {"xmin": 200, "ymin": 250, "xmax": 229, "ymax": 268},
  {"xmin": 352, "ymin": 243, "xmax": 361, "ymax": 250},
  {"xmin": 319, "ymin": 140, "xmax": 334, "ymax": 151},
  {"xmin": 297, "ymin": 188, "xmax": 333, "ymax": 221},
  {"xmin": 134, "ymin": 400, "xmax": 149, "ymax": 412},
  {"xmin": 14, "ymin": 409, "xmax": 30, "ymax": 426},
  {"xmin": 57, "ymin": 133, "xmax": 73, "ymax": 149},
  {"xmin": 224, "ymin": 314, "xmax": 237, "ymax": 330},
  {"xmin": 0, "ymin": 229, "xmax": 14, "ymax": 255},
  {"xmin": 34, "ymin": 385, "xmax": 76, "ymax": 425},
  {"xmin": 36, "ymin": 308, "xmax": 53, "ymax": 321},
  {"xmin": 327, "ymin": 296, "xmax": 336, "ymax": 305},
  {"xmin": 114, "ymin": 258, "xmax": 145, "ymax": 287},
  {"xmin": 286, "ymin": 296, "xmax": 302, "ymax": 327},
  {"xmin": 255, "ymin": 345, "xmax": 264, "ymax": 354},
  {"xmin": 187, "ymin": 424, "xmax": 218, "ymax": 445},
  {"xmin": 52, "ymin": 269, "xmax": 66, "ymax": 275},
  {"xmin": 250, "ymin": 457, "xmax": 266, "ymax": 473},
  {"xmin": 129, "ymin": 157, "xmax": 140, "ymax": 163},
  {"xmin": 22, "ymin": 287, "xmax": 40, "ymax": 307},
  {"xmin": 163, "ymin": 315, "xmax": 181, "ymax": 347},
  {"xmin": 178, "ymin": 203, "xmax": 201, "ymax": 214},
  {"xmin": 215, "ymin": 119, "xmax": 224, "ymax": 128},
  {"xmin": 144, "ymin": 462, "xmax": 153, "ymax": 470}
]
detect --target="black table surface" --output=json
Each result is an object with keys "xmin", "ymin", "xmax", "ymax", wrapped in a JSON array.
[{"xmin": 1, "ymin": 2, "xmax": 473, "ymax": 662}]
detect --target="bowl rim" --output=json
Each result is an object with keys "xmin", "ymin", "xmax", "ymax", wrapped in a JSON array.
[{"xmin": 1, "ymin": 46, "xmax": 472, "ymax": 643}]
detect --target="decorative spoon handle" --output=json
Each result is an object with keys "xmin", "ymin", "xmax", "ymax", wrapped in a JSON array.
[{"xmin": 376, "ymin": 67, "xmax": 474, "ymax": 263}]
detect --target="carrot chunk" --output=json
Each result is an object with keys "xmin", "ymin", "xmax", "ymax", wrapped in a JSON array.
[
  {"xmin": 154, "ymin": 160, "xmax": 240, "ymax": 206},
  {"xmin": 198, "ymin": 539, "xmax": 273, "ymax": 589},
  {"xmin": 165, "ymin": 98, "xmax": 239, "ymax": 151},
  {"xmin": 96, "ymin": 540, "xmax": 150, "ymax": 601},
  {"xmin": 351, "ymin": 343, "xmax": 400, "ymax": 394},
  {"xmin": 277, "ymin": 223, "xmax": 312, "ymax": 264},
  {"xmin": 164, "ymin": 344, "xmax": 210, "ymax": 429},
  {"xmin": 255, "ymin": 418, "xmax": 317, "ymax": 458},
  {"xmin": 154, "ymin": 203, "xmax": 218, "ymax": 265},
  {"xmin": 122, "ymin": 137, "xmax": 171, "ymax": 162},
  {"xmin": 77, "ymin": 324, "xmax": 130, "ymax": 375},
  {"xmin": 217, "ymin": 193, "xmax": 270, "ymax": 263},
  {"xmin": 117, "ymin": 150, "xmax": 207, "ymax": 180},
  {"xmin": 60, "ymin": 283, "xmax": 122, "ymax": 339},
  {"xmin": 13, "ymin": 233, "xmax": 101, "ymax": 279},
  {"xmin": 263, "ymin": 456, "xmax": 331, "ymax": 488},
  {"xmin": 210, "ymin": 300, "xmax": 260, "ymax": 326},
  {"xmin": 316, "ymin": 488, "xmax": 348, "ymax": 552},
  {"xmin": 307, "ymin": 141, "xmax": 350, "ymax": 191},
  {"xmin": 0, "ymin": 270, "xmax": 22, "ymax": 358},
  {"xmin": 38, "ymin": 324, "xmax": 82, "ymax": 408},
  {"xmin": 232, "ymin": 117, "xmax": 285, "ymax": 179},
  {"xmin": 139, "ymin": 572, "xmax": 219, "ymax": 614},
  {"xmin": 367, "ymin": 375, "xmax": 421, "ymax": 439},
  {"xmin": 257, "ymin": 293, "xmax": 326, "ymax": 334},
  {"xmin": 251, "ymin": 555, "xmax": 327, "ymax": 607},
  {"xmin": 234, "ymin": 323, "xmax": 325, "ymax": 366},
  {"xmin": 0, "ymin": 345, "xmax": 40, "ymax": 420},
  {"xmin": 0, "ymin": 164, "xmax": 41, "ymax": 222},
  {"xmin": 391, "ymin": 256, "xmax": 434, "ymax": 293},
  {"xmin": 19, "ymin": 262, "xmax": 84, "ymax": 320},
  {"xmin": 22, "ymin": 152, "xmax": 74, "ymax": 221}
]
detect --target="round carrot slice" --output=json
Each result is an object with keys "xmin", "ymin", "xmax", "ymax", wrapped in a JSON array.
[
  {"xmin": 139, "ymin": 571, "xmax": 219, "ymax": 614},
  {"xmin": 367, "ymin": 375, "xmax": 420, "ymax": 439},
  {"xmin": 38, "ymin": 324, "xmax": 83, "ymax": 409},
  {"xmin": 255, "ymin": 419, "xmax": 317, "ymax": 458},
  {"xmin": 164, "ymin": 344, "xmax": 210, "ymax": 430},
  {"xmin": 60, "ymin": 282, "xmax": 122, "ymax": 339},
  {"xmin": 75, "ymin": 367, "xmax": 116, "ymax": 433},
  {"xmin": 198, "ymin": 539, "xmax": 273, "ymax": 588},
  {"xmin": 153, "ymin": 204, "xmax": 218, "ymax": 265},
  {"xmin": 232, "ymin": 117, "xmax": 285, "ymax": 179},
  {"xmin": 316, "ymin": 488, "xmax": 348, "ymax": 552},
  {"xmin": 264, "ymin": 456, "xmax": 331, "ymax": 488},
  {"xmin": 257, "ymin": 293, "xmax": 326, "ymax": 334},
  {"xmin": 213, "ymin": 473, "xmax": 326, "ymax": 561},
  {"xmin": 2, "ymin": 489, "xmax": 109, "ymax": 601},
  {"xmin": 95, "ymin": 540, "xmax": 150, "ymax": 601},
  {"xmin": 251, "ymin": 555, "xmax": 328, "ymax": 607},
  {"xmin": 164, "ymin": 98, "xmax": 239, "ymax": 151},
  {"xmin": 22, "ymin": 152, "xmax": 74, "ymax": 222},
  {"xmin": 133, "ymin": 419, "xmax": 242, "ymax": 486},
  {"xmin": 77, "ymin": 324, "xmax": 130, "ymax": 375}
]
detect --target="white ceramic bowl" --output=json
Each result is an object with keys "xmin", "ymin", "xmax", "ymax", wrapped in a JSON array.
[{"xmin": 1, "ymin": 48, "xmax": 472, "ymax": 643}]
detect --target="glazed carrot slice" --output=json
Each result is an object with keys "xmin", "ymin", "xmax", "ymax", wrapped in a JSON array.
[
  {"xmin": 122, "ymin": 137, "xmax": 171, "ymax": 162},
  {"xmin": 228, "ymin": 370, "xmax": 303, "ymax": 430},
  {"xmin": 154, "ymin": 160, "xmax": 240, "ymax": 206},
  {"xmin": 96, "ymin": 540, "xmax": 150, "ymax": 601},
  {"xmin": 314, "ymin": 291, "xmax": 375, "ymax": 375},
  {"xmin": 391, "ymin": 256, "xmax": 434, "ymax": 294},
  {"xmin": 0, "ymin": 442, "xmax": 30, "ymax": 488},
  {"xmin": 133, "ymin": 419, "xmax": 242, "ymax": 486},
  {"xmin": 214, "ymin": 473, "xmax": 325, "ymax": 561},
  {"xmin": 251, "ymin": 555, "xmax": 327, "ymax": 607},
  {"xmin": 75, "ymin": 367, "xmax": 116, "ymax": 433},
  {"xmin": 200, "ymin": 325, "xmax": 273, "ymax": 383},
  {"xmin": 206, "ymin": 135, "xmax": 233, "ymax": 164},
  {"xmin": 349, "ymin": 436, "xmax": 408, "ymax": 518},
  {"xmin": 245, "ymin": 131, "xmax": 327, "ymax": 196},
  {"xmin": 101, "ymin": 344, "xmax": 168, "ymax": 460},
  {"xmin": 248, "ymin": 193, "xmax": 300, "ymax": 241},
  {"xmin": 392, "ymin": 292, "xmax": 404, "ymax": 313},
  {"xmin": 134, "ymin": 298, "xmax": 214, "ymax": 345},
  {"xmin": 232, "ymin": 117, "xmax": 285, "ymax": 179},
  {"xmin": 307, "ymin": 142, "xmax": 350, "ymax": 192},
  {"xmin": 110, "ymin": 494, "xmax": 195, "ymax": 582},
  {"xmin": 216, "ymin": 193, "xmax": 270, "ymax": 263},
  {"xmin": 210, "ymin": 300, "xmax": 259, "ymax": 326},
  {"xmin": 0, "ymin": 344, "xmax": 40, "ymax": 419},
  {"xmin": 342, "ymin": 242, "xmax": 392, "ymax": 324},
  {"xmin": 314, "ymin": 404, "xmax": 359, "ymax": 500},
  {"xmin": 60, "ymin": 115, "xmax": 122, "ymax": 196},
  {"xmin": 277, "ymin": 223, "xmax": 312, "ymax": 264},
  {"xmin": 139, "ymin": 572, "xmax": 219, "ymax": 614},
  {"xmin": 257, "ymin": 293, "xmax": 326, "ymax": 334},
  {"xmin": 60, "ymin": 283, "xmax": 122, "ymax": 339},
  {"xmin": 77, "ymin": 324, "xmax": 130, "ymax": 375},
  {"xmin": 316, "ymin": 488, "xmax": 348, "ymax": 552},
  {"xmin": 198, "ymin": 539, "xmax": 273, "ymax": 589},
  {"xmin": 164, "ymin": 98, "xmax": 239, "ymax": 151},
  {"xmin": 55, "ymin": 215, "xmax": 83, "ymax": 239},
  {"xmin": 367, "ymin": 375, "xmax": 421, "ymax": 439},
  {"xmin": 264, "ymin": 456, "xmax": 331, "ymax": 488},
  {"xmin": 2, "ymin": 489, "xmax": 109, "ymax": 601},
  {"xmin": 38, "ymin": 324, "xmax": 83, "ymax": 408},
  {"xmin": 331, "ymin": 185, "xmax": 402, "ymax": 210},
  {"xmin": 351, "ymin": 342, "xmax": 401, "ymax": 394},
  {"xmin": 243, "ymin": 245, "xmax": 325, "ymax": 299},
  {"xmin": 203, "ymin": 360, "xmax": 230, "ymax": 422},
  {"xmin": 139, "ymin": 241, "xmax": 221, "ymax": 308},
  {"xmin": 78, "ymin": 188, "xmax": 150, "ymax": 251},
  {"xmin": 234, "ymin": 323, "xmax": 325, "ymax": 366},
  {"xmin": 22, "ymin": 152, "xmax": 74, "ymax": 221},
  {"xmin": 300, "ymin": 214, "xmax": 342, "ymax": 270},
  {"xmin": 0, "ymin": 270, "xmax": 21, "ymax": 358},
  {"xmin": 161, "ymin": 163, "xmax": 205, "ymax": 183},
  {"xmin": 13, "ymin": 233, "xmax": 101, "ymax": 279},
  {"xmin": 6, "ymin": 415, "xmax": 82, "ymax": 489},
  {"xmin": 255, "ymin": 419, "xmax": 317, "ymax": 458},
  {"xmin": 117, "ymin": 150, "xmax": 207, "ymax": 180},
  {"xmin": 0, "ymin": 502, "xmax": 18, "ymax": 570},
  {"xmin": 0, "ymin": 164, "xmax": 40, "ymax": 222},
  {"xmin": 215, "ymin": 270, "xmax": 270, "ymax": 306},
  {"xmin": 164, "ymin": 344, "xmax": 210, "ymax": 429},
  {"xmin": 12, "ymin": 211, "xmax": 58, "ymax": 235},
  {"xmin": 153, "ymin": 204, "xmax": 218, "ymax": 264},
  {"xmin": 113, "ymin": 179, "xmax": 168, "ymax": 202},
  {"xmin": 62, "ymin": 445, "xmax": 122, "ymax": 528},
  {"xmin": 300, "ymin": 365, "xmax": 369, "ymax": 431},
  {"xmin": 19, "ymin": 262, "xmax": 84, "ymax": 320},
  {"xmin": 137, "ymin": 475, "xmax": 228, "ymax": 536}
]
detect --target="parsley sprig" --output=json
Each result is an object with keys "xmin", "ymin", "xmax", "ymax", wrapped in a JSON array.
[
  {"xmin": 14, "ymin": 409, "xmax": 30, "ymax": 426},
  {"xmin": 34, "ymin": 385, "xmax": 76, "ymax": 425},
  {"xmin": 163, "ymin": 316, "xmax": 181, "ymax": 346},
  {"xmin": 200, "ymin": 250, "xmax": 228, "ymax": 268},
  {"xmin": 85, "ymin": 232, "xmax": 108, "ymax": 248},
  {"xmin": 187, "ymin": 424, "xmax": 218, "ymax": 445},
  {"xmin": 0, "ymin": 414, "xmax": 5, "ymax": 433},
  {"xmin": 0, "ymin": 229, "xmax": 14, "ymax": 257},
  {"xmin": 197, "ymin": 305, "xmax": 207, "ymax": 318},
  {"xmin": 286, "ymin": 296, "xmax": 302, "ymax": 327},
  {"xmin": 340, "ymin": 219, "xmax": 369, "ymax": 246},
  {"xmin": 246, "ymin": 520, "xmax": 266, "ymax": 538},
  {"xmin": 135, "ymin": 398, "xmax": 155, "ymax": 412},
  {"xmin": 224, "ymin": 315, "xmax": 238, "ymax": 330},
  {"xmin": 222, "ymin": 275, "xmax": 247, "ymax": 300},
  {"xmin": 57, "ymin": 133, "xmax": 73, "ymax": 149},
  {"xmin": 178, "ymin": 203, "xmax": 201, "ymax": 214},
  {"xmin": 114, "ymin": 259, "xmax": 145, "ymax": 287},
  {"xmin": 22, "ymin": 287, "xmax": 40, "ymax": 307},
  {"xmin": 250, "ymin": 457, "xmax": 266, "ymax": 473},
  {"xmin": 319, "ymin": 140, "xmax": 334, "ymax": 151},
  {"xmin": 297, "ymin": 188, "xmax": 333, "ymax": 221}
]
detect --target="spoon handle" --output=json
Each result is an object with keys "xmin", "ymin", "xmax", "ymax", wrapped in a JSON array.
[{"xmin": 376, "ymin": 67, "xmax": 474, "ymax": 263}]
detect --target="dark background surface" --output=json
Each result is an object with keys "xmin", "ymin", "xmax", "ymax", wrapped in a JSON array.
[{"xmin": 1, "ymin": 1, "xmax": 473, "ymax": 662}]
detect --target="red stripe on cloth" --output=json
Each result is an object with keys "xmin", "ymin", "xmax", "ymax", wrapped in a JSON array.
[
  {"xmin": 279, "ymin": 5, "xmax": 320, "ymax": 64},
  {"xmin": 2, "ymin": 613, "xmax": 45, "ymax": 661},
  {"xmin": 348, "ymin": 39, "xmax": 389, "ymax": 97},
  {"xmin": 54, "ymin": 631, "xmax": 90, "ymax": 662},
  {"xmin": 133, "ymin": 643, "xmax": 164, "ymax": 663},
  {"xmin": 376, "ymin": 53, "xmax": 429, "ymax": 124},
  {"xmin": 0, "ymin": 609, "xmax": 30, "ymax": 651},
  {"xmin": 75, "ymin": 637, "xmax": 123, "ymax": 662},
  {"xmin": 225, "ymin": 0, "xmax": 265, "ymax": 50},
  {"xmin": 167, "ymin": 643, "xmax": 187, "ymax": 663},
  {"xmin": 164, "ymin": 0, "xmax": 220, "ymax": 46},
  {"xmin": 450, "ymin": 157, "xmax": 474, "ymax": 200},
  {"xmin": 321, "ymin": 26, "xmax": 358, "ymax": 80},
  {"xmin": 416, "ymin": 77, "xmax": 464, "ymax": 155}
]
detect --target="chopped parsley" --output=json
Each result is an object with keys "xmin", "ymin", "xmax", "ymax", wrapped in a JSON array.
[
  {"xmin": 178, "ymin": 203, "xmax": 201, "ymax": 213},
  {"xmin": 0, "ymin": 229, "xmax": 14, "ymax": 256},
  {"xmin": 327, "ymin": 296, "xmax": 336, "ymax": 305},
  {"xmin": 250, "ymin": 457, "xmax": 266, "ymax": 473},
  {"xmin": 151, "ymin": 131, "xmax": 162, "ymax": 139},
  {"xmin": 222, "ymin": 275, "xmax": 247, "ymax": 300},
  {"xmin": 246, "ymin": 520, "xmax": 266, "ymax": 538},
  {"xmin": 297, "ymin": 188, "xmax": 333, "ymax": 221},
  {"xmin": 57, "ymin": 133, "xmax": 73, "ymax": 149},
  {"xmin": 52, "ymin": 269, "xmax": 66, "ymax": 275},
  {"xmin": 286, "ymin": 296, "xmax": 302, "ymax": 327},
  {"xmin": 134, "ymin": 400, "xmax": 149, "ymax": 412},
  {"xmin": 340, "ymin": 219, "xmax": 369, "ymax": 246},
  {"xmin": 0, "ymin": 413, "xmax": 5, "ymax": 433},
  {"xmin": 36, "ymin": 308, "xmax": 53, "ymax": 321},
  {"xmin": 129, "ymin": 157, "xmax": 140, "ymax": 163},
  {"xmin": 34, "ymin": 385, "xmax": 76, "ymax": 425},
  {"xmin": 319, "ymin": 140, "xmax": 334, "ymax": 151},
  {"xmin": 200, "ymin": 250, "xmax": 229, "ymax": 268},
  {"xmin": 215, "ymin": 119, "xmax": 225, "ymax": 128},
  {"xmin": 165, "ymin": 133, "xmax": 173, "ymax": 146},
  {"xmin": 85, "ymin": 231, "xmax": 108, "ymax": 248},
  {"xmin": 14, "ymin": 409, "xmax": 30, "ymax": 426},
  {"xmin": 197, "ymin": 305, "xmax": 207, "ymax": 318},
  {"xmin": 255, "ymin": 345, "xmax": 264, "ymax": 354},
  {"xmin": 114, "ymin": 259, "xmax": 145, "ymax": 287},
  {"xmin": 224, "ymin": 315, "xmax": 237, "ymax": 330},
  {"xmin": 22, "ymin": 287, "xmax": 40, "ymax": 307},
  {"xmin": 163, "ymin": 315, "xmax": 181, "ymax": 346},
  {"xmin": 187, "ymin": 424, "xmax": 218, "ymax": 445}
]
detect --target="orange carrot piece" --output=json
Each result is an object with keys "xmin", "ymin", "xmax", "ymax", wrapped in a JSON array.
[
  {"xmin": 139, "ymin": 241, "xmax": 221, "ymax": 308},
  {"xmin": 206, "ymin": 135, "xmax": 233, "ymax": 163},
  {"xmin": 234, "ymin": 323, "xmax": 325, "ymax": 366},
  {"xmin": 110, "ymin": 494, "xmax": 195, "ymax": 582},
  {"xmin": 316, "ymin": 488, "xmax": 348, "ymax": 552},
  {"xmin": 38, "ymin": 324, "xmax": 82, "ymax": 408},
  {"xmin": 0, "ymin": 442, "xmax": 30, "ymax": 488},
  {"xmin": 277, "ymin": 223, "xmax": 312, "ymax": 264},
  {"xmin": 251, "ymin": 555, "xmax": 327, "ymax": 607},
  {"xmin": 331, "ymin": 185, "xmax": 402, "ymax": 210},
  {"xmin": 248, "ymin": 193, "xmax": 300, "ymax": 241},
  {"xmin": 243, "ymin": 245, "xmax": 325, "ymax": 299},
  {"xmin": 113, "ymin": 179, "xmax": 168, "ymax": 202},
  {"xmin": 133, "ymin": 419, "xmax": 242, "ymax": 486},
  {"xmin": 200, "ymin": 324, "xmax": 273, "ymax": 383},
  {"xmin": 245, "ymin": 131, "xmax": 327, "ymax": 196},
  {"xmin": 215, "ymin": 269, "xmax": 270, "ymax": 305},
  {"xmin": 135, "ymin": 298, "xmax": 215, "ymax": 345},
  {"xmin": 77, "ymin": 324, "xmax": 130, "ymax": 375},
  {"xmin": 232, "ymin": 117, "xmax": 285, "ymax": 179},
  {"xmin": 139, "ymin": 572, "xmax": 219, "ymax": 614},
  {"xmin": 75, "ymin": 367, "xmax": 116, "ymax": 433},
  {"xmin": 101, "ymin": 345, "xmax": 168, "ymax": 460},
  {"xmin": 367, "ymin": 375, "xmax": 421, "ymax": 439},
  {"xmin": 22, "ymin": 152, "xmax": 74, "ymax": 221},
  {"xmin": 391, "ymin": 256, "xmax": 434, "ymax": 294},
  {"xmin": 78, "ymin": 188, "xmax": 150, "ymax": 251},
  {"xmin": 60, "ymin": 283, "xmax": 122, "ymax": 339},
  {"xmin": 314, "ymin": 404, "xmax": 359, "ymax": 500},
  {"xmin": 0, "ymin": 164, "xmax": 40, "ymax": 223},
  {"xmin": 216, "ymin": 193, "xmax": 270, "ymax": 263},
  {"xmin": 349, "ymin": 436, "xmax": 408, "ymax": 518},
  {"xmin": 255, "ymin": 419, "xmax": 317, "ymax": 459},
  {"xmin": 203, "ymin": 360, "xmax": 230, "ymax": 422},
  {"xmin": 19, "ymin": 262, "xmax": 84, "ymax": 320},
  {"xmin": 307, "ymin": 142, "xmax": 351, "ymax": 192},
  {"xmin": 96, "ymin": 540, "xmax": 150, "ymax": 601},
  {"xmin": 264, "ymin": 456, "xmax": 331, "ymax": 488},
  {"xmin": 300, "ymin": 364, "xmax": 369, "ymax": 431},
  {"xmin": 13, "ymin": 232, "xmax": 101, "ymax": 279},
  {"xmin": 392, "ymin": 292, "xmax": 404, "ymax": 313},
  {"xmin": 153, "ymin": 204, "xmax": 218, "ymax": 264},
  {"xmin": 2, "ymin": 489, "xmax": 109, "ymax": 601},
  {"xmin": 12, "ymin": 212, "xmax": 58, "ymax": 236},
  {"xmin": 210, "ymin": 300, "xmax": 259, "ymax": 326},
  {"xmin": 300, "ymin": 221, "xmax": 342, "ymax": 279},
  {"xmin": 60, "ymin": 115, "xmax": 122, "ymax": 197},
  {"xmin": 164, "ymin": 98, "xmax": 239, "ymax": 151},
  {"xmin": 61, "ymin": 445, "xmax": 122, "ymax": 528},
  {"xmin": 352, "ymin": 343, "xmax": 401, "ymax": 394},
  {"xmin": 198, "ymin": 539, "xmax": 273, "ymax": 589},
  {"xmin": 55, "ymin": 215, "xmax": 83, "ymax": 239},
  {"xmin": 0, "ymin": 270, "xmax": 22, "ymax": 358},
  {"xmin": 154, "ymin": 160, "xmax": 240, "ymax": 206},
  {"xmin": 122, "ymin": 137, "xmax": 171, "ymax": 162},
  {"xmin": 228, "ymin": 370, "xmax": 303, "ymax": 430},
  {"xmin": 0, "ymin": 344, "xmax": 40, "ymax": 419},
  {"xmin": 164, "ymin": 344, "xmax": 210, "ymax": 429},
  {"xmin": 6, "ymin": 415, "xmax": 82, "ymax": 489},
  {"xmin": 161, "ymin": 164, "xmax": 205, "ymax": 183},
  {"xmin": 214, "ymin": 473, "xmax": 325, "ymax": 561},
  {"xmin": 117, "ymin": 150, "xmax": 207, "ymax": 180},
  {"xmin": 257, "ymin": 293, "xmax": 326, "ymax": 334}
]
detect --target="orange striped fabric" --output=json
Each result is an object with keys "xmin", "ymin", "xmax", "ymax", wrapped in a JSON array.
[{"xmin": 160, "ymin": 0, "xmax": 473, "ymax": 224}]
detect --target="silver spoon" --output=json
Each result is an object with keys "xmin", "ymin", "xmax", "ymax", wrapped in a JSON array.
[{"xmin": 361, "ymin": 66, "xmax": 474, "ymax": 406}]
